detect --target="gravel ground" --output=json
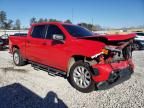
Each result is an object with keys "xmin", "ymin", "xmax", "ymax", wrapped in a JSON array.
[{"xmin": 0, "ymin": 50, "xmax": 144, "ymax": 108}]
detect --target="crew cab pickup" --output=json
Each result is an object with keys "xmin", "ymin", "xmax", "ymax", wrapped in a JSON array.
[{"xmin": 9, "ymin": 22, "xmax": 135, "ymax": 93}]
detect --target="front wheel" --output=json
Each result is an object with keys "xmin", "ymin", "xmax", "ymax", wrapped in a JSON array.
[
  {"xmin": 68, "ymin": 61, "xmax": 95, "ymax": 93},
  {"xmin": 13, "ymin": 49, "xmax": 26, "ymax": 66}
]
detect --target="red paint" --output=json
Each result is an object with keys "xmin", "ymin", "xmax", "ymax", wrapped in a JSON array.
[
  {"xmin": 92, "ymin": 64, "xmax": 113, "ymax": 82},
  {"xmin": 92, "ymin": 59, "xmax": 134, "ymax": 82},
  {"xmin": 103, "ymin": 33, "xmax": 136, "ymax": 41}
]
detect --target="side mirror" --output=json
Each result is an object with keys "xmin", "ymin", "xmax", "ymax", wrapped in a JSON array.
[{"xmin": 52, "ymin": 34, "xmax": 64, "ymax": 41}]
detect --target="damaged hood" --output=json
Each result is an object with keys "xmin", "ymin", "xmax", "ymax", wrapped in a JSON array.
[
  {"xmin": 70, "ymin": 33, "xmax": 135, "ymax": 57},
  {"xmin": 68, "ymin": 39, "xmax": 106, "ymax": 57},
  {"xmin": 102, "ymin": 33, "xmax": 136, "ymax": 41},
  {"xmin": 77, "ymin": 33, "xmax": 136, "ymax": 42}
]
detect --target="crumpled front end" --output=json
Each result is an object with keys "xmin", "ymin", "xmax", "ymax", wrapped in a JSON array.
[
  {"xmin": 92, "ymin": 59, "xmax": 134, "ymax": 82},
  {"xmin": 88, "ymin": 39, "xmax": 134, "ymax": 87}
]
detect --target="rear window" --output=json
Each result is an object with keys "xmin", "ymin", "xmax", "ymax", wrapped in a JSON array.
[{"xmin": 31, "ymin": 25, "xmax": 46, "ymax": 38}]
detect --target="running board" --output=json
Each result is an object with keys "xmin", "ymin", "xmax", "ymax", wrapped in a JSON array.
[{"xmin": 29, "ymin": 61, "xmax": 67, "ymax": 78}]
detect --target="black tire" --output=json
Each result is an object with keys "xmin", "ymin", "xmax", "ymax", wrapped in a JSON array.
[
  {"xmin": 133, "ymin": 43, "xmax": 140, "ymax": 50},
  {"xmin": 68, "ymin": 61, "xmax": 95, "ymax": 93},
  {"xmin": 13, "ymin": 49, "xmax": 26, "ymax": 66}
]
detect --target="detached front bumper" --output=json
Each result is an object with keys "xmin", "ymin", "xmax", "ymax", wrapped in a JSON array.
[{"xmin": 91, "ymin": 59, "xmax": 134, "ymax": 85}]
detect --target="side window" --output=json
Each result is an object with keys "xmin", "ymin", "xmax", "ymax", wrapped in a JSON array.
[
  {"xmin": 137, "ymin": 33, "xmax": 144, "ymax": 36},
  {"xmin": 46, "ymin": 25, "xmax": 64, "ymax": 39},
  {"xmin": 31, "ymin": 25, "xmax": 46, "ymax": 38}
]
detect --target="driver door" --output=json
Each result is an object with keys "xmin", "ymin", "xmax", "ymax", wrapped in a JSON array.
[{"xmin": 41, "ymin": 24, "xmax": 68, "ymax": 70}]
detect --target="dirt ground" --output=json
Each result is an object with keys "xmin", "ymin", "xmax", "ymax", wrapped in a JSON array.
[{"xmin": 0, "ymin": 50, "xmax": 144, "ymax": 108}]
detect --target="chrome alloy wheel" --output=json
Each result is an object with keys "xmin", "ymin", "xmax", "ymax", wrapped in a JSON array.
[
  {"xmin": 14, "ymin": 52, "xmax": 19, "ymax": 64},
  {"xmin": 73, "ymin": 66, "xmax": 91, "ymax": 88}
]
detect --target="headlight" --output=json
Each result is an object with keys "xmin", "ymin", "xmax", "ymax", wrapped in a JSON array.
[
  {"xmin": 91, "ymin": 48, "xmax": 109, "ymax": 59},
  {"xmin": 102, "ymin": 48, "xmax": 109, "ymax": 55},
  {"xmin": 91, "ymin": 52, "xmax": 104, "ymax": 59}
]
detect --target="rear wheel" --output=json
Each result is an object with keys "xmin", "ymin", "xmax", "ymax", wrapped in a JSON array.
[
  {"xmin": 13, "ymin": 49, "xmax": 26, "ymax": 66},
  {"xmin": 68, "ymin": 61, "xmax": 95, "ymax": 93}
]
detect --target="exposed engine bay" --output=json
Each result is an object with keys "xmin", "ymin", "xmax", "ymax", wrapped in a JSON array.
[
  {"xmin": 85, "ymin": 37, "xmax": 134, "ymax": 65},
  {"xmin": 98, "ymin": 39, "xmax": 133, "ymax": 64}
]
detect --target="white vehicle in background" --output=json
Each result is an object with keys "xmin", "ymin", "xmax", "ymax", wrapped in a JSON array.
[{"xmin": 133, "ymin": 32, "xmax": 144, "ymax": 50}]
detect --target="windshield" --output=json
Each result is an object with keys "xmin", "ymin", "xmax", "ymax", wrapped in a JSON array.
[
  {"xmin": 136, "ymin": 33, "xmax": 144, "ymax": 36},
  {"xmin": 63, "ymin": 24, "xmax": 94, "ymax": 37}
]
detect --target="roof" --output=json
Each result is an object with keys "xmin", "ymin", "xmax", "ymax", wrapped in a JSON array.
[{"xmin": 31, "ymin": 22, "xmax": 73, "ymax": 26}]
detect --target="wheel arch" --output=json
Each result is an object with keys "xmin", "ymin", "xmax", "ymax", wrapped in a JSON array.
[
  {"xmin": 12, "ymin": 45, "xmax": 19, "ymax": 53},
  {"xmin": 67, "ymin": 55, "xmax": 89, "ymax": 77}
]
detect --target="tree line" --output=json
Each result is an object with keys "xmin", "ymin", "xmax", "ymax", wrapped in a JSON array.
[
  {"xmin": 29, "ymin": 17, "xmax": 103, "ymax": 31},
  {"xmin": 30, "ymin": 17, "xmax": 72, "ymax": 25},
  {"xmin": 0, "ymin": 10, "xmax": 102, "ymax": 31},
  {"xmin": 0, "ymin": 11, "xmax": 21, "ymax": 30}
]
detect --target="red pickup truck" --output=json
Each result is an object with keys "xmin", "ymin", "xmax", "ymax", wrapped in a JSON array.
[{"xmin": 9, "ymin": 22, "xmax": 135, "ymax": 93}]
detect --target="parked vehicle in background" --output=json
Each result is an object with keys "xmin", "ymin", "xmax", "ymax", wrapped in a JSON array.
[
  {"xmin": 0, "ymin": 34, "xmax": 9, "ymax": 50},
  {"xmin": 9, "ymin": 22, "xmax": 135, "ymax": 93},
  {"xmin": 133, "ymin": 32, "xmax": 144, "ymax": 50},
  {"xmin": 13, "ymin": 33, "xmax": 27, "ymax": 36}
]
